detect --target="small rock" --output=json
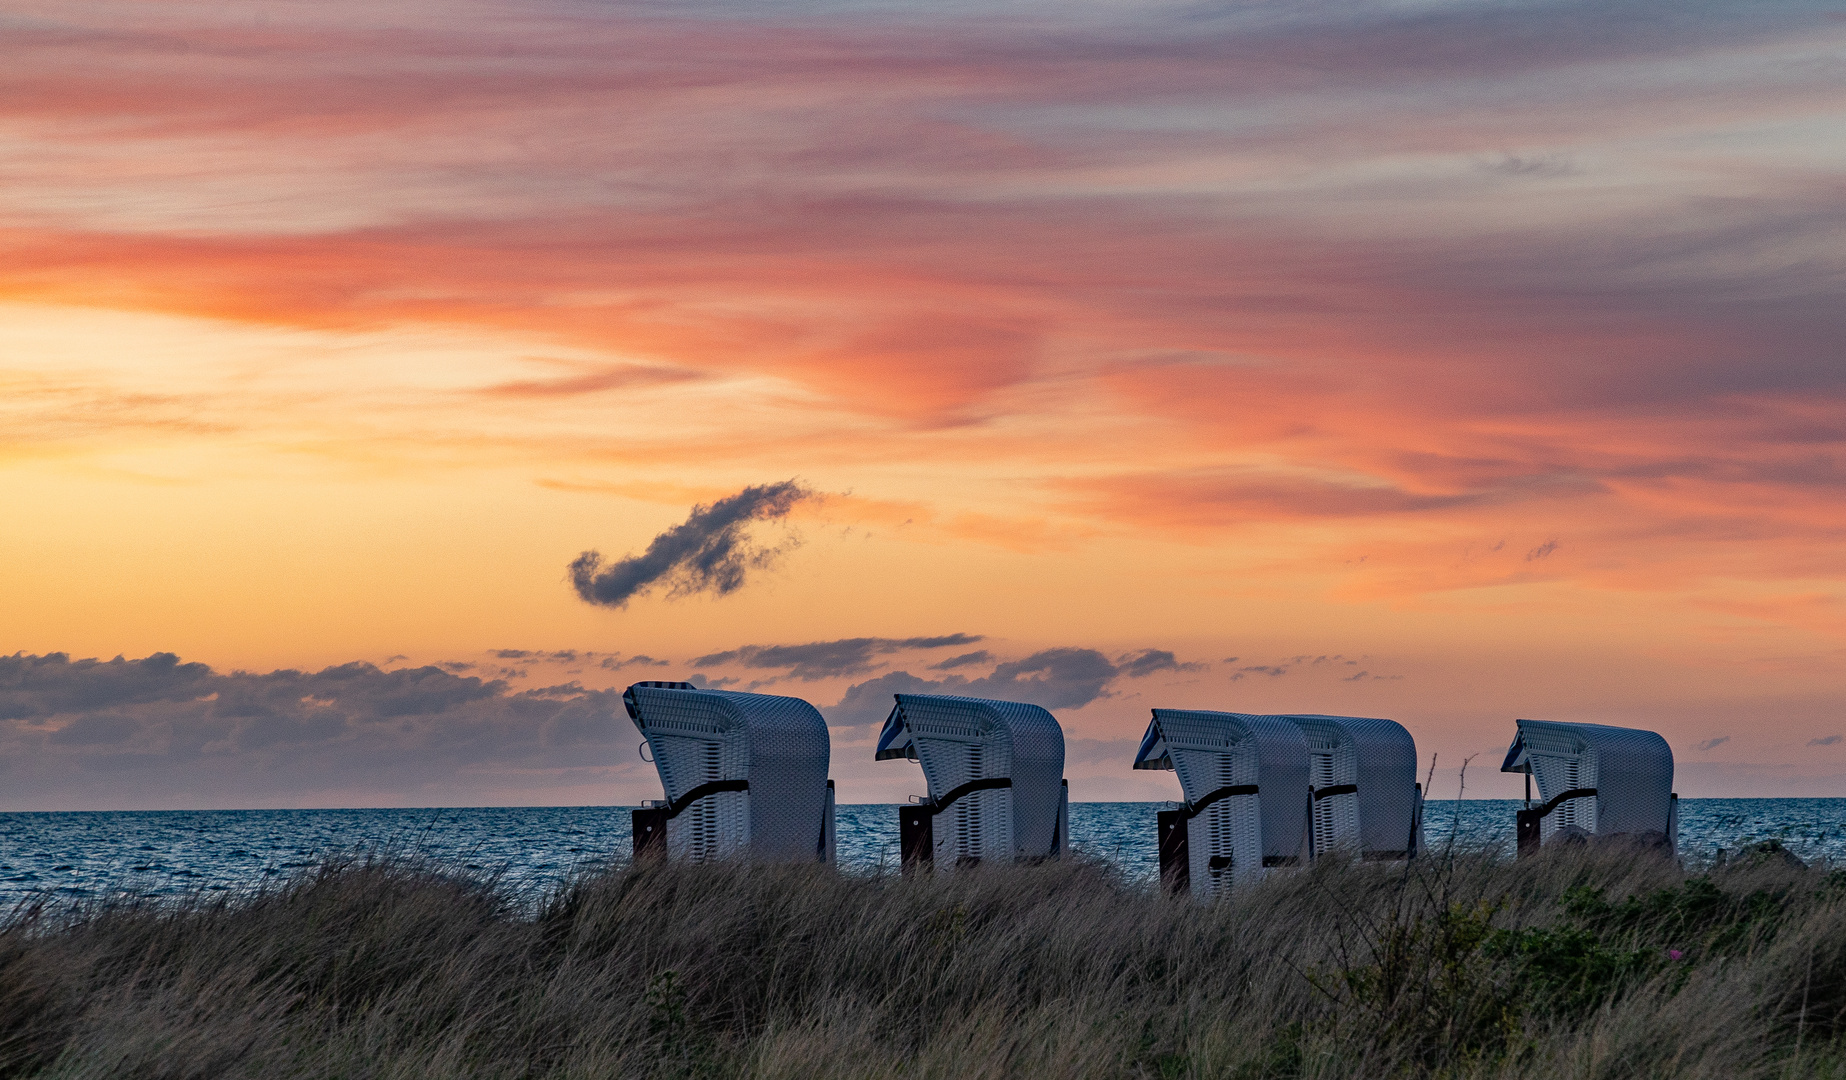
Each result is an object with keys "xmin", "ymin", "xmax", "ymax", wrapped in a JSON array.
[{"xmin": 1744, "ymin": 839, "xmax": 1807, "ymax": 869}]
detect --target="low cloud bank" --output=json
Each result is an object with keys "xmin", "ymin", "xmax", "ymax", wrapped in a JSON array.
[
  {"xmin": 0, "ymin": 652, "xmax": 628, "ymax": 809},
  {"xmin": 0, "ymin": 637, "xmax": 1219, "ymax": 806}
]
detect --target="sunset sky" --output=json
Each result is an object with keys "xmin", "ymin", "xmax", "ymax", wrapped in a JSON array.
[{"xmin": 3, "ymin": 0, "xmax": 1843, "ymax": 809}]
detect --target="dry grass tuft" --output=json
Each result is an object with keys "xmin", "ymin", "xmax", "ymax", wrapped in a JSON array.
[{"xmin": 2, "ymin": 840, "xmax": 1844, "ymax": 1078}]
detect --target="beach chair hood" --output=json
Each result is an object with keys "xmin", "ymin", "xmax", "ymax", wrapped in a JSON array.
[
  {"xmin": 625, "ymin": 681, "xmax": 831, "ymax": 861},
  {"xmin": 878, "ymin": 693, "xmax": 1066, "ymax": 862},
  {"xmin": 1502, "ymin": 719, "xmax": 1674, "ymax": 847},
  {"xmin": 1138, "ymin": 709, "xmax": 1309, "ymax": 891}
]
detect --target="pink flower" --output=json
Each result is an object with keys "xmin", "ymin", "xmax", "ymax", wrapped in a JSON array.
[{"xmin": 1667, "ymin": 949, "xmax": 1684, "ymax": 961}]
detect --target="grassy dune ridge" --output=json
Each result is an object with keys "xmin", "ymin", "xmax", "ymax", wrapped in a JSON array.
[{"xmin": 1, "ymin": 841, "xmax": 1843, "ymax": 1078}]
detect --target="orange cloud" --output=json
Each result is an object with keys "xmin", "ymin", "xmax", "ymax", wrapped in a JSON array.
[{"xmin": 2, "ymin": 0, "xmax": 1844, "ymax": 802}]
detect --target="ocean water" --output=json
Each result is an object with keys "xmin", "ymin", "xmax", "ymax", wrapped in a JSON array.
[{"xmin": 2, "ymin": 800, "xmax": 1843, "ymax": 908}]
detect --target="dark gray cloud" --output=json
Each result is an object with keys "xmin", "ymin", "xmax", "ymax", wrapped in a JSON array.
[
  {"xmin": 48, "ymin": 713, "xmax": 145, "ymax": 747},
  {"xmin": 1697, "ymin": 736, "xmax": 1731, "ymax": 752},
  {"xmin": 824, "ymin": 646, "xmax": 1164, "ymax": 726},
  {"xmin": 929, "ymin": 650, "xmax": 992, "ymax": 671},
  {"xmin": 1116, "ymin": 649, "xmax": 1206, "ymax": 678},
  {"xmin": 0, "ymin": 652, "xmax": 630, "ymax": 808},
  {"xmin": 826, "ymin": 671, "xmax": 951, "ymax": 726},
  {"xmin": 1482, "ymin": 155, "xmax": 1577, "ymax": 179},
  {"xmin": 491, "ymin": 649, "xmax": 620, "ymax": 664},
  {"xmin": 0, "ymin": 651, "xmax": 215, "ymax": 720},
  {"xmin": 692, "ymin": 634, "xmax": 982, "ymax": 681},
  {"xmin": 961, "ymin": 648, "xmax": 1121, "ymax": 708},
  {"xmin": 1809, "ymin": 735, "xmax": 1841, "ymax": 747},
  {"xmin": 685, "ymin": 674, "xmax": 739, "ymax": 690},
  {"xmin": 600, "ymin": 654, "xmax": 670, "ymax": 669},
  {"xmin": 492, "ymin": 649, "xmax": 609, "ymax": 662},
  {"xmin": 568, "ymin": 480, "xmax": 814, "ymax": 609},
  {"xmin": 489, "ymin": 650, "xmax": 660, "ymax": 668},
  {"xmin": 1224, "ymin": 655, "xmax": 1398, "ymax": 683},
  {"xmin": 492, "ymin": 650, "xmax": 663, "ymax": 668}
]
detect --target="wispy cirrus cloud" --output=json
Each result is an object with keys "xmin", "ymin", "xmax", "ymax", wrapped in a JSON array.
[{"xmin": 480, "ymin": 363, "xmax": 705, "ymax": 399}]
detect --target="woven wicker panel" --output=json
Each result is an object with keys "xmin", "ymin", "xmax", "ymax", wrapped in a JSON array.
[
  {"xmin": 646, "ymin": 735, "xmax": 734, "ymax": 860},
  {"xmin": 986, "ymin": 699, "xmax": 1065, "ymax": 859},
  {"xmin": 1292, "ymin": 716, "xmax": 1361, "ymax": 856},
  {"xmin": 1290, "ymin": 714, "xmax": 1420, "ymax": 857},
  {"xmin": 1174, "ymin": 746, "xmax": 1265, "ymax": 897},
  {"xmin": 944, "ymin": 741, "xmax": 1014, "ymax": 864},
  {"xmin": 732, "ymin": 691, "xmax": 832, "ymax": 860},
  {"xmin": 1314, "ymin": 796, "xmax": 1361, "ymax": 854},
  {"xmin": 1519, "ymin": 720, "xmax": 1599, "ymax": 840}
]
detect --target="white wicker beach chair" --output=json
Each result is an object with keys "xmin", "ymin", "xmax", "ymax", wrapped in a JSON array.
[
  {"xmin": 875, "ymin": 694, "xmax": 1067, "ymax": 868},
  {"xmin": 1285, "ymin": 714, "xmax": 1424, "ymax": 861},
  {"xmin": 625, "ymin": 681, "xmax": 834, "ymax": 863},
  {"xmin": 1499, "ymin": 719, "xmax": 1676, "ymax": 856},
  {"xmin": 1133, "ymin": 709, "xmax": 1308, "ymax": 898}
]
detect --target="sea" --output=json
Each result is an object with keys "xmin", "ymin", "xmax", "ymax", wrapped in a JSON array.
[{"xmin": 2, "ymin": 800, "xmax": 1843, "ymax": 908}]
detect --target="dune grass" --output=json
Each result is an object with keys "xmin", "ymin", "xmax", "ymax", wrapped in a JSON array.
[{"xmin": 1, "ymin": 839, "xmax": 1843, "ymax": 1078}]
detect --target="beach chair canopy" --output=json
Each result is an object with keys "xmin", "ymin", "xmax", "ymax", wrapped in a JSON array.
[
  {"xmin": 1135, "ymin": 709, "xmax": 1308, "ymax": 893},
  {"xmin": 626, "ymin": 681, "xmax": 831, "ymax": 862},
  {"xmin": 876, "ymin": 693, "xmax": 1065, "ymax": 862},
  {"xmin": 1286, "ymin": 714, "xmax": 1422, "ymax": 859},
  {"xmin": 1501, "ymin": 719, "xmax": 1674, "ymax": 845}
]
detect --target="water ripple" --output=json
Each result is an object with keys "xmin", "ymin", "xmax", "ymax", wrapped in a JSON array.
[{"xmin": 0, "ymin": 800, "xmax": 1839, "ymax": 906}]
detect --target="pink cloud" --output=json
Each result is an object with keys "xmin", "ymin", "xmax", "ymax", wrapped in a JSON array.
[{"xmin": 1, "ymin": 0, "xmax": 1840, "ymax": 572}]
